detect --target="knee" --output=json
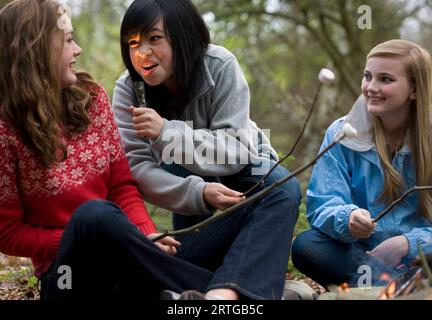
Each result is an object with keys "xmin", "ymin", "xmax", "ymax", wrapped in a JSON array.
[
  {"xmin": 70, "ymin": 199, "xmax": 122, "ymax": 229},
  {"xmin": 281, "ymin": 176, "xmax": 301, "ymax": 205},
  {"xmin": 291, "ymin": 230, "xmax": 317, "ymax": 269},
  {"xmin": 268, "ymin": 167, "xmax": 302, "ymax": 205}
]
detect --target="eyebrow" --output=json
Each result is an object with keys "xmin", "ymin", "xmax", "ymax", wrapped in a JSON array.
[
  {"xmin": 149, "ymin": 27, "xmax": 163, "ymax": 32},
  {"xmin": 128, "ymin": 27, "xmax": 164, "ymax": 41},
  {"xmin": 364, "ymin": 70, "xmax": 395, "ymax": 77}
]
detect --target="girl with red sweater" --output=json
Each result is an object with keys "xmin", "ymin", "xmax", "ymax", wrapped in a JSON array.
[{"xmin": 0, "ymin": 0, "xmax": 213, "ymax": 299}]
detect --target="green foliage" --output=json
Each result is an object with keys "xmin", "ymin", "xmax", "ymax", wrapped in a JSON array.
[
  {"xmin": 295, "ymin": 202, "xmax": 309, "ymax": 237},
  {"xmin": 0, "ymin": 0, "xmax": 11, "ymax": 9},
  {"xmin": 146, "ymin": 202, "xmax": 172, "ymax": 231},
  {"xmin": 63, "ymin": 0, "xmax": 128, "ymax": 97}
]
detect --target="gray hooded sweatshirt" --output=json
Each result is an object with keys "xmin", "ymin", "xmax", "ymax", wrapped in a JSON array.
[{"xmin": 112, "ymin": 44, "xmax": 277, "ymax": 215}]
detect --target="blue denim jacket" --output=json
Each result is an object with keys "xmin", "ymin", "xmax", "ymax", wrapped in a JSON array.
[{"xmin": 307, "ymin": 97, "xmax": 432, "ymax": 260}]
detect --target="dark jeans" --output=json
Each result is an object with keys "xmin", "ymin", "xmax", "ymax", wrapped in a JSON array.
[
  {"xmin": 161, "ymin": 162, "xmax": 301, "ymax": 299},
  {"xmin": 291, "ymin": 228, "xmax": 405, "ymax": 288},
  {"xmin": 40, "ymin": 200, "xmax": 213, "ymax": 300}
]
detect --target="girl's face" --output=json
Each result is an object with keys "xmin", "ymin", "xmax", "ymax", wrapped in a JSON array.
[
  {"xmin": 361, "ymin": 56, "xmax": 416, "ymax": 125},
  {"xmin": 128, "ymin": 19, "xmax": 174, "ymax": 90},
  {"xmin": 53, "ymin": 15, "xmax": 81, "ymax": 89}
]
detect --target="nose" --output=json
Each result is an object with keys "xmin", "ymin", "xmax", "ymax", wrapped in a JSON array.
[
  {"xmin": 74, "ymin": 43, "xmax": 82, "ymax": 57},
  {"xmin": 367, "ymin": 78, "xmax": 378, "ymax": 93},
  {"xmin": 138, "ymin": 44, "xmax": 152, "ymax": 56}
]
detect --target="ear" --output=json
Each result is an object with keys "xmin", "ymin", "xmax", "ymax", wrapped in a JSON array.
[{"xmin": 409, "ymin": 87, "xmax": 416, "ymax": 101}]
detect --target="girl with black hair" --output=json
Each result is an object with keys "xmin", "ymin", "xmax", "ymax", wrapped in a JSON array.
[{"xmin": 113, "ymin": 0, "xmax": 301, "ymax": 300}]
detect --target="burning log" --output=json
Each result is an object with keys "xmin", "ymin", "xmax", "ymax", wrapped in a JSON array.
[{"xmin": 319, "ymin": 259, "xmax": 432, "ymax": 300}]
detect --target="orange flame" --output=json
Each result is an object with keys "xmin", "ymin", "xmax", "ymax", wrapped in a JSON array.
[
  {"xmin": 338, "ymin": 282, "xmax": 350, "ymax": 293},
  {"xmin": 387, "ymin": 281, "xmax": 396, "ymax": 296},
  {"xmin": 379, "ymin": 273, "xmax": 392, "ymax": 282},
  {"xmin": 379, "ymin": 280, "xmax": 397, "ymax": 299}
]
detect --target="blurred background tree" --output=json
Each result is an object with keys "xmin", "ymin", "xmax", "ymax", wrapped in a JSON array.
[{"xmin": 1, "ymin": 0, "xmax": 432, "ymax": 232}]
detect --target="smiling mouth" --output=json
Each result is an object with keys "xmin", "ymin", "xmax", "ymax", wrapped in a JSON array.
[
  {"xmin": 143, "ymin": 64, "xmax": 158, "ymax": 71},
  {"xmin": 368, "ymin": 96, "xmax": 385, "ymax": 102}
]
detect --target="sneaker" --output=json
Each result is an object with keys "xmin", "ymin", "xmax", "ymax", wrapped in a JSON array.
[
  {"xmin": 160, "ymin": 290, "xmax": 181, "ymax": 300},
  {"xmin": 179, "ymin": 290, "xmax": 207, "ymax": 300},
  {"xmin": 283, "ymin": 280, "xmax": 318, "ymax": 300}
]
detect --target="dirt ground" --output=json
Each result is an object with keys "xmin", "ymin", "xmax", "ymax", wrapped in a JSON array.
[{"xmin": 0, "ymin": 253, "xmax": 325, "ymax": 300}]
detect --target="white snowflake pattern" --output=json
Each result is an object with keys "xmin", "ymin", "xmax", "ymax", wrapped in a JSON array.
[
  {"xmin": 79, "ymin": 150, "xmax": 93, "ymax": 163},
  {"xmin": 77, "ymin": 140, "xmax": 86, "ymax": 150},
  {"xmin": 5, "ymin": 163, "xmax": 15, "ymax": 174},
  {"xmin": 93, "ymin": 116, "xmax": 104, "ymax": 127},
  {"xmin": 94, "ymin": 146, "xmax": 102, "ymax": 155},
  {"xmin": 23, "ymin": 147, "xmax": 32, "ymax": 158},
  {"xmin": 70, "ymin": 158, "xmax": 77, "ymax": 166},
  {"xmin": 105, "ymin": 122, "xmax": 113, "ymax": 132},
  {"xmin": 45, "ymin": 176, "xmax": 61, "ymax": 189},
  {"xmin": 102, "ymin": 140, "xmax": 110, "ymax": 151},
  {"xmin": 70, "ymin": 167, "xmax": 84, "ymax": 180},
  {"xmin": 86, "ymin": 133, "xmax": 100, "ymax": 145},
  {"xmin": 0, "ymin": 175, "xmax": 11, "ymax": 188},
  {"xmin": 29, "ymin": 169, "xmax": 43, "ymax": 180},
  {"xmin": 109, "ymin": 144, "xmax": 118, "ymax": 157},
  {"xmin": 96, "ymin": 156, "xmax": 107, "ymax": 169},
  {"xmin": 67, "ymin": 145, "xmax": 76, "ymax": 155},
  {"xmin": 56, "ymin": 162, "xmax": 68, "ymax": 173},
  {"xmin": 21, "ymin": 180, "xmax": 30, "ymax": 191}
]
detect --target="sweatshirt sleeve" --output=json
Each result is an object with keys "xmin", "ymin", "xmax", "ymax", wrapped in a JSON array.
[
  {"xmin": 150, "ymin": 56, "xmax": 261, "ymax": 177},
  {"xmin": 112, "ymin": 74, "xmax": 211, "ymax": 215},
  {"xmin": 98, "ymin": 88, "xmax": 157, "ymax": 235},
  {"xmin": 306, "ymin": 120, "xmax": 359, "ymax": 243},
  {"xmin": 0, "ymin": 122, "xmax": 63, "ymax": 261}
]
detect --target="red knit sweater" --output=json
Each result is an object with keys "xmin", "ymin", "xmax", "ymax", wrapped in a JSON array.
[{"xmin": 0, "ymin": 87, "xmax": 157, "ymax": 276}]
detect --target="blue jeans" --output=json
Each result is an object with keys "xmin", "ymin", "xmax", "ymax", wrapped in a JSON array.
[
  {"xmin": 161, "ymin": 162, "xmax": 301, "ymax": 299},
  {"xmin": 292, "ymin": 228, "xmax": 405, "ymax": 287},
  {"xmin": 40, "ymin": 200, "xmax": 213, "ymax": 300}
]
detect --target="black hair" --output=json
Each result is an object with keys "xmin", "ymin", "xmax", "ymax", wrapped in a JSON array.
[{"xmin": 120, "ymin": 0, "xmax": 210, "ymax": 119}]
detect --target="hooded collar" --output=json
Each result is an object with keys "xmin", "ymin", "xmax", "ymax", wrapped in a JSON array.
[
  {"xmin": 191, "ymin": 50, "xmax": 215, "ymax": 102},
  {"xmin": 338, "ymin": 95, "xmax": 411, "ymax": 154}
]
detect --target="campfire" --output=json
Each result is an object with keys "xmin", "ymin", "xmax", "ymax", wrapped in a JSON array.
[{"xmin": 320, "ymin": 253, "xmax": 432, "ymax": 300}]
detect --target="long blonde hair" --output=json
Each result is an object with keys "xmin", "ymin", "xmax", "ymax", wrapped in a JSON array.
[
  {"xmin": 0, "ymin": 0, "xmax": 97, "ymax": 167},
  {"xmin": 367, "ymin": 39, "xmax": 432, "ymax": 220}
]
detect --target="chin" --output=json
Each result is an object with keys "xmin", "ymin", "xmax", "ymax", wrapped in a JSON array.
[
  {"xmin": 366, "ymin": 105, "xmax": 384, "ymax": 117},
  {"xmin": 60, "ymin": 76, "xmax": 78, "ymax": 89}
]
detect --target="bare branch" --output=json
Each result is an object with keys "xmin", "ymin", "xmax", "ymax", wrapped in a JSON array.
[
  {"xmin": 243, "ymin": 81, "xmax": 323, "ymax": 197},
  {"xmin": 372, "ymin": 186, "xmax": 432, "ymax": 223}
]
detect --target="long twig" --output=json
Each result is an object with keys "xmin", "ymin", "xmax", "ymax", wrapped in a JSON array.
[
  {"xmin": 152, "ymin": 133, "xmax": 346, "ymax": 242},
  {"xmin": 394, "ymin": 267, "xmax": 422, "ymax": 297},
  {"xmin": 243, "ymin": 82, "xmax": 323, "ymax": 197},
  {"xmin": 372, "ymin": 186, "xmax": 432, "ymax": 223}
]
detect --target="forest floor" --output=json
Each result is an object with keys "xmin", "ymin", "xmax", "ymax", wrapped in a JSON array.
[{"xmin": 0, "ymin": 253, "xmax": 325, "ymax": 300}]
